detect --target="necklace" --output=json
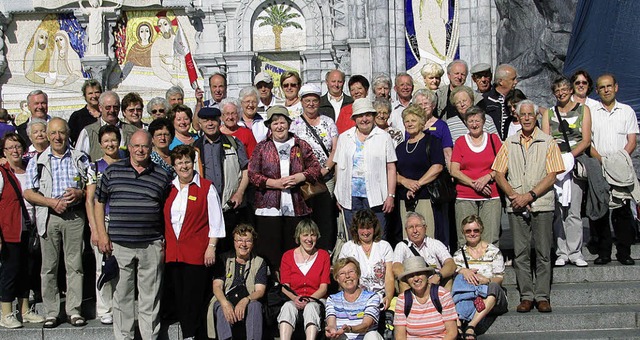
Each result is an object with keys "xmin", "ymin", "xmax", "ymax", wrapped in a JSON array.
[
  {"xmin": 361, "ymin": 242, "xmax": 373, "ymax": 256},
  {"xmin": 405, "ymin": 133, "xmax": 423, "ymax": 154}
]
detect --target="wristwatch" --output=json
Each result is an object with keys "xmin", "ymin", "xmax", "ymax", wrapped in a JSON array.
[
  {"xmin": 388, "ymin": 194, "xmax": 396, "ymax": 198},
  {"xmin": 528, "ymin": 190, "xmax": 538, "ymax": 201}
]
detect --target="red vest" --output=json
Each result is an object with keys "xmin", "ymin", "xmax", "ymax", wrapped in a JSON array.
[
  {"xmin": 0, "ymin": 164, "xmax": 24, "ymax": 243},
  {"xmin": 163, "ymin": 177, "xmax": 213, "ymax": 265}
]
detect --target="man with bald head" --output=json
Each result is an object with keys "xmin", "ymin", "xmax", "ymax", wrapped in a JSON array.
[
  {"xmin": 23, "ymin": 117, "xmax": 92, "ymax": 328},
  {"xmin": 480, "ymin": 64, "xmax": 518, "ymax": 139},
  {"xmin": 94, "ymin": 129, "xmax": 171, "ymax": 339},
  {"xmin": 16, "ymin": 90, "xmax": 51, "ymax": 146},
  {"xmin": 76, "ymin": 91, "xmax": 138, "ymax": 161},
  {"xmin": 319, "ymin": 69, "xmax": 354, "ymax": 121}
]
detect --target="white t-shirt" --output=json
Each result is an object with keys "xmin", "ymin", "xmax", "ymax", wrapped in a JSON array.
[
  {"xmin": 393, "ymin": 237, "xmax": 452, "ymax": 269},
  {"xmin": 339, "ymin": 240, "xmax": 394, "ymax": 293}
]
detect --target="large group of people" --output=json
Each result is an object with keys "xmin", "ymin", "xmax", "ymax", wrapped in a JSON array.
[{"xmin": 0, "ymin": 62, "xmax": 638, "ymax": 340}]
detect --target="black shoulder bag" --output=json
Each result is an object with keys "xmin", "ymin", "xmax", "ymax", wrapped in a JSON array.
[
  {"xmin": 423, "ymin": 134, "xmax": 457, "ymax": 204},
  {"xmin": 225, "ymin": 259, "xmax": 252, "ymax": 305},
  {"xmin": 554, "ymin": 106, "xmax": 573, "ymax": 153}
]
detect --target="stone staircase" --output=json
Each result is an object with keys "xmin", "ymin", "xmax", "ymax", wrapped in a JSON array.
[{"xmin": 481, "ymin": 245, "xmax": 640, "ymax": 339}]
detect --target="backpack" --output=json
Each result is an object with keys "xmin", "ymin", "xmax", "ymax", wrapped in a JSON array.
[{"xmin": 403, "ymin": 284, "xmax": 442, "ymax": 317}]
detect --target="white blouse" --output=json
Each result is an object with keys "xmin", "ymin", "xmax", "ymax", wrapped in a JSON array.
[{"xmin": 170, "ymin": 173, "xmax": 225, "ymax": 239}]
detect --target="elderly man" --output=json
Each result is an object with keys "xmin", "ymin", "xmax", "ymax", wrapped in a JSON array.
[
  {"xmin": 480, "ymin": 64, "xmax": 518, "ymax": 140},
  {"xmin": 392, "ymin": 212, "xmax": 457, "ymax": 293},
  {"xmin": 193, "ymin": 107, "xmax": 249, "ymax": 253},
  {"xmin": 254, "ymin": 71, "xmax": 283, "ymax": 119},
  {"xmin": 388, "ymin": 73, "xmax": 414, "ymax": 132},
  {"xmin": 436, "ymin": 59, "xmax": 469, "ymax": 119},
  {"xmin": 470, "ymin": 63, "xmax": 492, "ymax": 101},
  {"xmin": 319, "ymin": 69, "xmax": 354, "ymax": 121},
  {"xmin": 68, "ymin": 79, "xmax": 102, "ymax": 146},
  {"xmin": 372, "ymin": 74, "xmax": 392, "ymax": 100},
  {"xmin": 94, "ymin": 130, "xmax": 171, "ymax": 339},
  {"xmin": 77, "ymin": 91, "xmax": 138, "ymax": 161},
  {"xmin": 590, "ymin": 74, "xmax": 638, "ymax": 266},
  {"xmin": 16, "ymin": 90, "xmax": 51, "ymax": 146},
  {"xmin": 23, "ymin": 118, "xmax": 92, "ymax": 328},
  {"xmin": 492, "ymin": 100, "xmax": 564, "ymax": 313}
]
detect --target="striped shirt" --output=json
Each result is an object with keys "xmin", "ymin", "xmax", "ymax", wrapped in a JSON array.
[
  {"xmin": 325, "ymin": 289, "xmax": 380, "ymax": 340},
  {"xmin": 491, "ymin": 128, "xmax": 564, "ymax": 174},
  {"xmin": 446, "ymin": 114, "xmax": 498, "ymax": 144},
  {"xmin": 95, "ymin": 159, "xmax": 171, "ymax": 243},
  {"xmin": 393, "ymin": 287, "xmax": 458, "ymax": 339}
]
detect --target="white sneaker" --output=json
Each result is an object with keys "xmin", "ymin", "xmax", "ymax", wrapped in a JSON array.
[
  {"xmin": 573, "ymin": 258, "xmax": 588, "ymax": 267},
  {"xmin": 555, "ymin": 258, "xmax": 567, "ymax": 266},
  {"xmin": 100, "ymin": 314, "xmax": 113, "ymax": 325},
  {"xmin": 22, "ymin": 309, "xmax": 45, "ymax": 323},
  {"xmin": 0, "ymin": 312, "xmax": 23, "ymax": 329}
]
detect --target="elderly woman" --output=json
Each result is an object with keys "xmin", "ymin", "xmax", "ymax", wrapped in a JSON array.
[
  {"xmin": 335, "ymin": 75, "xmax": 370, "ymax": 134},
  {"xmin": 164, "ymin": 145, "xmax": 225, "ymax": 339},
  {"xmin": 412, "ymin": 89, "xmax": 453, "ymax": 166},
  {"xmin": 169, "ymin": 104, "xmax": 199, "ymax": 150},
  {"xmin": 238, "ymin": 86, "xmax": 269, "ymax": 142},
  {"xmin": 373, "ymin": 97, "xmax": 404, "ymax": 147},
  {"xmin": 334, "ymin": 98, "xmax": 397, "ymax": 238},
  {"xmin": 165, "ymin": 86, "xmax": 184, "ymax": 106},
  {"xmin": 447, "ymin": 86, "xmax": 498, "ymax": 142},
  {"xmin": 148, "ymin": 118, "xmax": 176, "ymax": 178},
  {"xmin": 248, "ymin": 105, "xmax": 322, "ymax": 270},
  {"xmin": 371, "ymin": 74, "xmax": 392, "ymax": 100},
  {"xmin": 452, "ymin": 215, "xmax": 507, "ymax": 339},
  {"xmin": 281, "ymin": 71, "xmax": 303, "ymax": 119},
  {"xmin": 290, "ymin": 84, "xmax": 339, "ymax": 251},
  {"xmin": 450, "ymin": 107, "xmax": 503, "ymax": 247},
  {"xmin": 394, "ymin": 256, "xmax": 458, "ymax": 340},
  {"xmin": 421, "ymin": 62, "xmax": 445, "ymax": 91},
  {"xmin": 210, "ymin": 224, "xmax": 267, "ymax": 340},
  {"xmin": 396, "ymin": 104, "xmax": 445, "ymax": 240},
  {"xmin": 504, "ymin": 89, "xmax": 527, "ymax": 139},
  {"xmin": 121, "ymin": 92, "xmax": 147, "ymax": 130},
  {"xmin": 541, "ymin": 76, "xmax": 592, "ymax": 268},
  {"xmin": 0, "ymin": 133, "xmax": 46, "ymax": 329},
  {"xmin": 219, "ymin": 98, "xmax": 258, "ymax": 158},
  {"xmin": 24, "ymin": 118, "xmax": 48, "ymax": 160},
  {"xmin": 325, "ymin": 257, "xmax": 383, "ymax": 340},
  {"xmin": 85, "ymin": 125, "xmax": 122, "ymax": 325},
  {"xmin": 278, "ymin": 219, "xmax": 331, "ymax": 340},
  {"xmin": 147, "ymin": 97, "xmax": 171, "ymax": 120},
  {"xmin": 338, "ymin": 210, "xmax": 394, "ymax": 311}
]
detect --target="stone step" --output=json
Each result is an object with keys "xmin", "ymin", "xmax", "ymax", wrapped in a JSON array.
[
  {"xmin": 484, "ymin": 304, "xmax": 640, "ymax": 334},
  {"xmin": 504, "ymin": 281, "xmax": 640, "ymax": 308},
  {"xmin": 582, "ymin": 243, "xmax": 640, "ymax": 261},
  {"xmin": 501, "ymin": 260, "xmax": 640, "ymax": 285},
  {"xmin": 0, "ymin": 319, "xmax": 182, "ymax": 340},
  {"xmin": 481, "ymin": 328, "xmax": 640, "ymax": 340}
]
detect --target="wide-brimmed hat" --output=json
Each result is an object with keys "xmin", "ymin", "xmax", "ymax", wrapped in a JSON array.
[
  {"xmin": 97, "ymin": 255, "xmax": 118, "ymax": 290},
  {"xmin": 299, "ymin": 84, "xmax": 322, "ymax": 98},
  {"xmin": 398, "ymin": 256, "xmax": 435, "ymax": 282},
  {"xmin": 264, "ymin": 105, "xmax": 292, "ymax": 127},
  {"xmin": 351, "ymin": 98, "xmax": 376, "ymax": 119}
]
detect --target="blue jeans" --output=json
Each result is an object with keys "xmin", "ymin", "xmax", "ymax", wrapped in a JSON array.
[{"xmin": 342, "ymin": 196, "xmax": 387, "ymax": 240}]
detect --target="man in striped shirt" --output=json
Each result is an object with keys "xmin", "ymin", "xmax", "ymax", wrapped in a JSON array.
[
  {"xmin": 94, "ymin": 129, "xmax": 171, "ymax": 339},
  {"xmin": 492, "ymin": 100, "xmax": 564, "ymax": 313}
]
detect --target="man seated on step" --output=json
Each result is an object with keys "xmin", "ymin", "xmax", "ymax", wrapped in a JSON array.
[{"xmin": 393, "ymin": 212, "xmax": 456, "ymax": 292}]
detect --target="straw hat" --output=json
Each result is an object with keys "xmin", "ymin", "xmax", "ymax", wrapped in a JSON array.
[{"xmin": 398, "ymin": 256, "xmax": 435, "ymax": 282}]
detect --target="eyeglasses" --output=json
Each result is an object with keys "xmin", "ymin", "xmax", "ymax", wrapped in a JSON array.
[
  {"xmin": 234, "ymin": 239, "xmax": 254, "ymax": 244},
  {"xmin": 337, "ymin": 269, "xmax": 357, "ymax": 278},
  {"xmin": 3, "ymin": 145, "xmax": 23, "ymax": 151},
  {"xmin": 103, "ymin": 105, "xmax": 120, "ymax": 111},
  {"xmin": 574, "ymin": 81, "xmax": 588, "ymax": 86},
  {"xmin": 464, "ymin": 228, "xmax": 481, "ymax": 234},
  {"xmin": 517, "ymin": 112, "xmax": 536, "ymax": 118},
  {"xmin": 130, "ymin": 144, "xmax": 151, "ymax": 150},
  {"xmin": 151, "ymin": 109, "xmax": 165, "ymax": 114},
  {"xmin": 553, "ymin": 88, "xmax": 571, "ymax": 95},
  {"xmin": 454, "ymin": 99, "xmax": 471, "ymax": 106},
  {"xmin": 242, "ymin": 100, "xmax": 258, "ymax": 105},
  {"xmin": 282, "ymin": 83, "xmax": 298, "ymax": 89}
]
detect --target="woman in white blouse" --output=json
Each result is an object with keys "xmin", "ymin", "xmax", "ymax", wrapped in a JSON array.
[{"xmin": 163, "ymin": 144, "xmax": 225, "ymax": 339}]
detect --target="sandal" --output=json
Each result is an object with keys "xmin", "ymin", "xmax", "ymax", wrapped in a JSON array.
[
  {"xmin": 68, "ymin": 315, "xmax": 86, "ymax": 327},
  {"xmin": 464, "ymin": 325, "xmax": 477, "ymax": 340},
  {"xmin": 43, "ymin": 317, "xmax": 58, "ymax": 329}
]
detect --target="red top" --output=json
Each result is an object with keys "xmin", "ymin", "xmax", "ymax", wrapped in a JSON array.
[
  {"xmin": 224, "ymin": 126, "xmax": 257, "ymax": 159},
  {"xmin": 163, "ymin": 177, "xmax": 213, "ymax": 265},
  {"xmin": 335, "ymin": 104, "xmax": 355, "ymax": 134},
  {"xmin": 280, "ymin": 248, "xmax": 331, "ymax": 297},
  {"xmin": 0, "ymin": 164, "xmax": 24, "ymax": 243},
  {"xmin": 451, "ymin": 133, "xmax": 502, "ymax": 199}
]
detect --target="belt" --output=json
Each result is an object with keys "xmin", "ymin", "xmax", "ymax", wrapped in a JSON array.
[{"xmin": 48, "ymin": 204, "xmax": 84, "ymax": 216}]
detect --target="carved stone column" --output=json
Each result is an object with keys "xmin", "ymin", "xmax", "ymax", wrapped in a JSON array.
[
  {"xmin": 221, "ymin": 51, "xmax": 254, "ymax": 97},
  {"xmin": 0, "ymin": 14, "xmax": 11, "ymax": 78},
  {"xmin": 81, "ymin": 55, "xmax": 114, "ymax": 89}
]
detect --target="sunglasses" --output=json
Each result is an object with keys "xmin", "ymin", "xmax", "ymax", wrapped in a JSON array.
[
  {"xmin": 464, "ymin": 228, "xmax": 481, "ymax": 234},
  {"xmin": 151, "ymin": 109, "xmax": 166, "ymax": 114},
  {"xmin": 282, "ymin": 83, "xmax": 298, "ymax": 89},
  {"xmin": 574, "ymin": 81, "xmax": 588, "ymax": 85}
]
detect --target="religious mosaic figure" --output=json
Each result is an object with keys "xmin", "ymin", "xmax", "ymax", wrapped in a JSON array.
[
  {"xmin": 24, "ymin": 28, "xmax": 51, "ymax": 84},
  {"xmin": 126, "ymin": 22, "xmax": 154, "ymax": 67},
  {"xmin": 150, "ymin": 15, "xmax": 182, "ymax": 85},
  {"xmin": 78, "ymin": 0, "xmax": 122, "ymax": 56},
  {"xmin": 48, "ymin": 30, "xmax": 83, "ymax": 86}
]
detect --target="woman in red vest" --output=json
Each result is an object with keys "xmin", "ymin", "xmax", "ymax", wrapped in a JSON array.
[
  {"xmin": 0, "ymin": 133, "xmax": 45, "ymax": 328},
  {"xmin": 163, "ymin": 144, "xmax": 225, "ymax": 339}
]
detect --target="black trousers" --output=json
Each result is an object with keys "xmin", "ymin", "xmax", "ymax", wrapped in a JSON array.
[
  {"xmin": 164, "ymin": 262, "xmax": 211, "ymax": 339},
  {"xmin": 0, "ymin": 232, "xmax": 30, "ymax": 302},
  {"xmin": 593, "ymin": 200, "xmax": 635, "ymax": 259},
  {"xmin": 254, "ymin": 215, "xmax": 303, "ymax": 270}
]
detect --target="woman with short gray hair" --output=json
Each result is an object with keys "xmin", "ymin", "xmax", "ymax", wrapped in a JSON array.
[
  {"xmin": 147, "ymin": 97, "xmax": 170, "ymax": 120},
  {"xmin": 238, "ymin": 86, "xmax": 269, "ymax": 142},
  {"xmin": 25, "ymin": 118, "xmax": 49, "ymax": 160}
]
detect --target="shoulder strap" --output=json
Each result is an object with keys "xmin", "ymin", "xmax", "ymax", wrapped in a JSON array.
[
  {"xmin": 461, "ymin": 247, "xmax": 470, "ymax": 268},
  {"xmin": 223, "ymin": 134, "xmax": 237, "ymax": 150},
  {"xmin": 403, "ymin": 289, "xmax": 413, "ymax": 317},
  {"xmin": 554, "ymin": 106, "xmax": 571, "ymax": 148},
  {"xmin": 489, "ymin": 133, "xmax": 497, "ymax": 156},
  {"xmin": 402, "ymin": 240, "xmax": 421, "ymax": 257},
  {"xmin": 430, "ymin": 284, "xmax": 443, "ymax": 314},
  {"xmin": 301, "ymin": 116, "xmax": 330, "ymax": 157},
  {"xmin": 424, "ymin": 132, "xmax": 432, "ymax": 160},
  {"xmin": 0, "ymin": 166, "xmax": 33, "ymax": 228}
]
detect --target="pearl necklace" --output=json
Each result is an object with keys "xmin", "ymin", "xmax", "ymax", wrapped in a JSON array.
[{"xmin": 405, "ymin": 133, "xmax": 424, "ymax": 154}]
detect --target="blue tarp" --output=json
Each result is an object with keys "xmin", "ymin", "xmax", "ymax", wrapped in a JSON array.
[{"xmin": 563, "ymin": 0, "xmax": 640, "ymax": 114}]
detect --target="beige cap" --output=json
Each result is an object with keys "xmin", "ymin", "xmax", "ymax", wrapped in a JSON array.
[
  {"xmin": 351, "ymin": 98, "xmax": 376, "ymax": 119},
  {"xmin": 254, "ymin": 72, "xmax": 273, "ymax": 85}
]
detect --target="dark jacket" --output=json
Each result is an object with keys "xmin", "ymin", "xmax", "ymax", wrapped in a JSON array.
[{"xmin": 318, "ymin": 93, "xmax": 353, "ymax": 121}]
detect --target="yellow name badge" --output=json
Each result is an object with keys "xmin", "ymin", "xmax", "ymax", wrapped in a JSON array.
[
  {"xmin": 356, "ymin": 312, "xmax": 365, "ymax": 318},
  {"xmin": 428, "ymin": 127, "xmax": 437, "ymax": 131},
  {"xmin": 188, "ymin": 195, "xmax": 197, "ymax": 201},
  {"xmin": 222, "ymin": 144, "xmax": 231, "ymax": 149}
]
